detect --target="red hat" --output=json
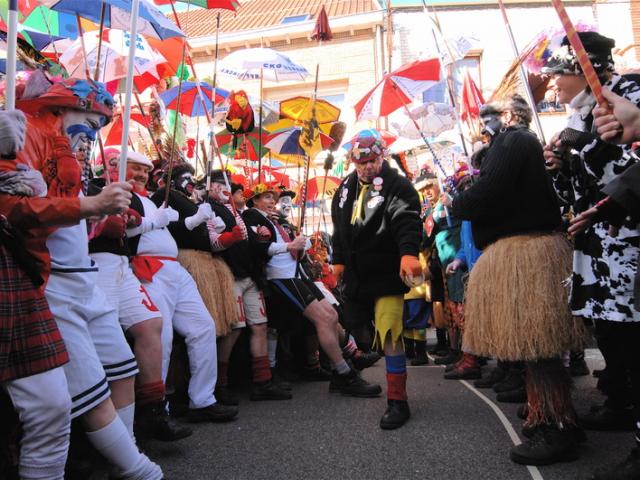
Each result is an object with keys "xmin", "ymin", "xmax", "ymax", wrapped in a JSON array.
[
  {"xmin": 16, "ymin": 78, "xmax": 115, "ymax": 122},
  {"xmin": 347, "ymin": 135, "xmax": 387, "ymax": 164}
]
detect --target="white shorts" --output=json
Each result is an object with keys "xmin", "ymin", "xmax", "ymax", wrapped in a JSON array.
[
  {"xmin": 46, "ymin": 273, "xmax": 138, "ymax": 419},
  {"xmin": 91, "ymin": 252, "xmax": 160, "ymax": 330},
  {"xmin": 314, "ymin": 281, "xmax": 339, "ymax": 306},
  {"xmin": 233, "ymin": 277, "xmax": 267, "ymax": 329}
]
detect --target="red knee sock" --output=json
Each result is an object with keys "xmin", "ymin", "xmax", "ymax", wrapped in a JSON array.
[
  {"xmin": 136, "ymin": 381, "xmax": 166, "ymax": 406},
  {"xmin": 386, "ymin": 373, "xmax": 408, "ymax": 401},
  {"xmin": 217, "ymin": 362, "xmax": 229, "ymax": 388},
  {"xmin": 252, "ymin": 356, "xmax": 272, "ymax": 383}
]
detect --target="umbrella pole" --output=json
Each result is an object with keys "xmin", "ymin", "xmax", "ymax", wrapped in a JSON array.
[
  {"xmin": 496, "ymin": 0, "xmax": 546, "ymax": 143},
  {"xmin": 134, "ymin": 90, "xmax": 164, "ymax": 164},
  {"xmin": 206, "ymin": 12, "xmax": 221, "ymax": 192},
  {"xmin": 4, "ymin": 0, "xmax": 18, "ymax": 111},
  {"xmin": 75, "ymin": 14, "xmax": 92, "ymax": 80},
  {"xmin": 257, "ymin": 67, "xmax": 264, "ymax": 179},
  {"xmin": 93, "ymin": 3, "xmax": 107, "ymax": 81}
]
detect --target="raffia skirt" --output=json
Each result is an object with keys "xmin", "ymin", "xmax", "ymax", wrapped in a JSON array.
[
  {"xmin": 462, "ymin": 233, "xmax": 585, "ymax": 361},
  {"xmin": 177, "ymin": 249, "xmax": 238, "ymax": 337}
]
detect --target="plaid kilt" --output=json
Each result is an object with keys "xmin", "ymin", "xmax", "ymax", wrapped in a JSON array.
[{"xmin": 0, "ymin": 244, "xmax": 68, "ymax": 382}]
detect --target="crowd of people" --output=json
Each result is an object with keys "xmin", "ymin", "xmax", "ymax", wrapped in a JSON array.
[{"xmin": 0, "ymin": 29, "xmax": 638, "ymax": 480}]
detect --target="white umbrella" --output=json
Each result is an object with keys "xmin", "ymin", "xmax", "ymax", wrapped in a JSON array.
[
  {"xmin": 391, "ymin": 102, "xmax": 456, "ymax": 139},
  {"xmin": 218, "ymin": 47, "xmax": 309, "ymax": 82}
]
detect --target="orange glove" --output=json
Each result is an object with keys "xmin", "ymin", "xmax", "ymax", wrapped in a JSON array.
[
  {"xmin": 400, "ymin": 255, "xmax": 422, "ymax": 278},
  {"xmin": 332, "ymin": 264, "xmax": 345, "ymax": 281}
]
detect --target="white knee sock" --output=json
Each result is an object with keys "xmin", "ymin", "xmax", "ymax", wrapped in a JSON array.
[
  {"xmin": 267, "ymin": 329, "xmax": 278, "ymax": 368},
  {"xmin": 117, "ymin": 403, "xmax": 136, "ymax": 440},
  {"xmin": 85, "ymin": 417, "xmax": 162, "ymax": 480}
]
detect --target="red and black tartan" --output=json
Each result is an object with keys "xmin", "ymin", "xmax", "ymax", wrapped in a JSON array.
[{"xmin": 0, "ymin": 244, "xmax": 68, "ymax": 382}]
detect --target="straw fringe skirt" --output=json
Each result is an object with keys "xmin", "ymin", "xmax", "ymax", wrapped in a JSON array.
[
  {"xmin": 177, "ymin": 249, "xmax": 238, "ymax": 337},
  {"xmin": 462, "ymin": 234, "xmax": 585, "ymax": 361}
]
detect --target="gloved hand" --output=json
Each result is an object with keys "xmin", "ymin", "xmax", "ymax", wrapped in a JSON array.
[
  {"xmin": 49, "ymin": 136, "xmax": 80, "ymax": 193},
  {"xmin": 559, "ymin": 127, "xmax": 598, "ymax": 151},
  {"xmin": 96, "ymin": 215, "xmax": 126, "ymax": 239},
  {"xmin": 332, "ymin": 264, "xmax": 345, "ymax": 282},
  {"xmin": 218, "ymin": 225, "xmax": 245, "ymax": 248},
  {"xmin": 0, "ymin": 164, "xmax": 48, "ymax": 197},
  {"xmin": 152, "ymin": 206, "xmax": 179, "ymax": 229},
  {"xmin": 185, "ymin": 202, "xmax": 213, "ymax": 231},
  {"xmin": 124, "ymin": 208, "xmax": 142, "ymax": 228},
  {"xmin": 400, "ymin": 255, "xmax": 423, "ymax": 278},
  {"xmin": 0, "ymin": 110, "xmax": 26, "ymax": 158}
]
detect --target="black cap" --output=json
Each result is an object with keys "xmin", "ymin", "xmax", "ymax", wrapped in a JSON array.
[{"xmin": 542, "ymin": 31, "xmax": 615, "ymax": 77}]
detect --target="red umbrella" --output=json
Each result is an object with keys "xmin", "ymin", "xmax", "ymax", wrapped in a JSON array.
[
  {"xmin": 298, "ymin": 176, "xmax": 341, "ymax": 203},
  {"xmin": 216, "ymin": 130, "xmax": 269, "ymax": 161},
  {"xmin": 354, "ymin": 58, "xmax": 441, "ymax": 120},
  {"xmin": 460, "ymin": 69, "xmax": 485, "ymax": 122},
  {"xmin": 152, "ymin": 0, "xmax": 238, "ymax": 11},
  {"xmin": 101, "ymin": 108, "xmax": 149, "ymax": 146},
  {"xmin": 311, "ymin": 6, "xmax": 332, "ymax": 42}
]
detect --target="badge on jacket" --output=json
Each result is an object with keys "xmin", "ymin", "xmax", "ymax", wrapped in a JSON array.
[
  {"xmin": 367, "ymin": 195, "xmax": 384, "ymax": 209},
  {"xmin": 339, "ymin": 187, "xmax": 348, "ymax": 208}
]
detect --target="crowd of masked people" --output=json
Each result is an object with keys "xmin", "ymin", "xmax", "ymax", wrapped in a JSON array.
[{"xmin": 0, "ymin": 29, "xmax": 639, "ymax": 480}]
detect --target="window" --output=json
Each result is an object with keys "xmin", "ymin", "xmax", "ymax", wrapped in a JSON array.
[
  {"xmin": 280, "ymin": 14, "xmax": 310, "ymax": 24},
  {"xmin": 422, "ymin": 55, "xmax": 482, "ymax": 107}
]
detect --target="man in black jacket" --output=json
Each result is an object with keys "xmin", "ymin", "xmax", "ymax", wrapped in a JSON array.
[{"xmin": 331, "ymin": 134, "xmax": 423, "ymax": 430}]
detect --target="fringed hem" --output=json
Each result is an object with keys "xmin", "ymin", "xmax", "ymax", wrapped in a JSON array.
[
  {"xmin": 177, "ymin": 249, "xmax": 238, "ymax": 337},
  {"xmin": 462, "ymin": 234, "xmax": 586, "ymax": 361},
  {"xmin": 525, "ymin": 359, "xmax": 577, "ymax": 428},
  {"xmin": 372, "ymin": 295, "xmax": 405, "ymax": 351}
]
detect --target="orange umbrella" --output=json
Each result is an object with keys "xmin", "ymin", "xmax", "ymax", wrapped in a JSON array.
[
  {"xmin": 298, "ymin": 175, "xmax": 341, "ymax": 203},
  {"xmin": 101, "ymin": 107, "xmax": 149, "ymax": 146}
]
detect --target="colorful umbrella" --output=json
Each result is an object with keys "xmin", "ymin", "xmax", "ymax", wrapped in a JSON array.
[
  {"xmin": 342, "ymin": 128, "xmax": 397, "ymax": 151},
  {"xmin": 22, "ymin": 5, "xmax": 94, "ymax": 40},
  {"xmin": 101, "ymin": 107, "xmax": 149, "ymax": 145},
  {"xmin": 299, "ymin": 176, "xmax": 341, "ymax": 203},
  {"xmin": 265, "ymin": 127, "xmax": 334, "ymax": 157},
  {"xmin": 279, "ymin": 96, "xmax": 340, "ymax": 125},
  {"xmin": 160, "ymin": 82, "xmax": 229, "ymax": 117},
  {"xmin": 40, "ymin": 0, "xmax": 185, "ymax": 40},
  {"xmin": 354, "ymin": 58, "xmax": 441, "ymax": 120},
  {"xmin": 153, "ymin": 0, "xmax": 238, "ymax": 10},
  {"xmin": 216, "ymin": 129, "xmax": 269, "ymax": 161},
  {"xmin": 460, "ymin": 69, "xmax": 485, "ymax": 122},
  {"xmin": 218, "ymin": 47, "xmax": 310, "ymax": 82}
]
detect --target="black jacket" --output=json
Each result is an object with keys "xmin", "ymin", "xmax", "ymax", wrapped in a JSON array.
[
  {"xmin": 331, "ymin": 161, "xmax": 421, "ymax": 300},
  {"xmin": 241, "ymin": 207, "xmax": 279, "ymax": 290},
  {"xmin": 451, "ymin": 126, "xmax": 561, "ymax": 250}
]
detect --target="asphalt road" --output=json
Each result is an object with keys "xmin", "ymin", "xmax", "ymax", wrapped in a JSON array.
[{"xmin": 132, "ymin": 350, "xmax": 631, "ymax": 480}]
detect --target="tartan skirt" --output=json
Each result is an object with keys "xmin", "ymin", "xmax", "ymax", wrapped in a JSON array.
[{"xmin": 0, "ymin": 244, "xmax": 68, "ymax": 382}]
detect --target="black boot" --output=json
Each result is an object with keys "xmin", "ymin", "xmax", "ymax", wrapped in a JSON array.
[
  {"xmin": 428, "ymin": 328, "xmax": 448, "ymax": 356},
  {"xmin": 250, "ymin": 380, "xmax": 293, "ymax": 401},
  {"xmin": 301, "ymin": 364, "xmax": 332, "ymax": 381},
  {"xmin": 380, "ymin": 400, "xmax": 411, "ymax": 430},
  {"xmin": 271, "ymin": 368, "xmax": 293, "ymax": 391},
  {"xmin": 215, "ymin": 385, "xmax": 240, "ymax": 406},
  {"xmin": 493, "ymin": 368, "xmax": 524, "ymax": 393},
  {"xmin": 474, "ymin": 365, "xmax": 506, "ymax": 389},
  {"xmin": 404, "ymin": 338, "xmax": 416, "ymax": 359},
  {"xmin": 135, "ymin": 401, "xmax": 193, "ymax": 442},
  {"xmin": 578, "ymin": 405, "xmax": 636, "ymax": 431},
  {"xmin": 352, "ymin": 351, "xmax": 382, "ymax": 371},
  {"xmin": 510, "ymin": 425, "xmax": 579, "ymax": 466},
  {"xmin": 329, "ymin": 369, "xmax": 382, "ymax": 397},
  {"xmin": 592, "ymin": 447, "xmax": 640, "ymax": 479},
  {"xmin": 521, "ymin": 423, "xmax": 587, "ymax": 443},
  {"xmin": 496, "ymin": 386, "xmax": 527, "ymax": 403},
  {"xmin": 569, "ymin": 350, "xmax": 590, "ymax": 377},
  {"xmin": 434, "ymin": 349, "xmax": 461, "ymax": 365},
  {"xmin": 411, "ymin": 340, "xmax": 429, "ymax": 366}
]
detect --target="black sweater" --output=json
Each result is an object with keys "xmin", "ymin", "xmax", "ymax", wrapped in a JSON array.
[{"xmin": 451, "ymin": 127, "xmax": 561, "ymax": 250}]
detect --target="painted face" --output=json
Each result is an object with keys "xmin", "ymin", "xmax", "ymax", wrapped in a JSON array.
[
  {"xmin": 277, "ymin": 195, "xmax": 293, "ymax": 218},
  {"xmin": 62, "ymin": 111, "xmax": 106, "ymax": 162},
  {"xmin": 354, "ymin": 156, "xmax": 383, "ymax": 184},
  {"xmin": 232, "ymin": 189, "xmax": 246, "ymax": 209},
  {"xmin": 105, "ymin": 152, "xmax": 120, "ymax": 183},
  {"xmin": 252, "ymin": 192, "xmax": 276, "ymax": 214},
  {"xmin": 552, "ymin": 73, "xmax": 588, "ymax": 105},
  {"xmin": 174, "ymin": 172, "xmax": 195, "ymax": 195},
  {"xmin": 208, "ymin": 181, "xmax": 230, "ymax": 203},
  {"xmin": 126, "ymin": 162, "xmax": 150, "ymax": 191}
]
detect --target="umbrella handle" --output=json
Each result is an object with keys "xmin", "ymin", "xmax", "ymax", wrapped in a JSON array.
[{"xmin": 4, "ymin": 0, "xmax": 18, "ymax": 111}]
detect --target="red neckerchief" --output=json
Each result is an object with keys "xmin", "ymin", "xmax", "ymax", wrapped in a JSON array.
[{"xmin": 133, "ymin": 185, "xmax": 148, "ymax": 197}]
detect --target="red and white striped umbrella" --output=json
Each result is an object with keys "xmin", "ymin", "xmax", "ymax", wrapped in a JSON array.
[{"xmin": 354, "ymin": 58, "xmax": 441, "ymax": 120}]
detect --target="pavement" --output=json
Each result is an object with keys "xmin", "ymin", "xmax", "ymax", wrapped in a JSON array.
[{"xmin": 129, "ymin": 349, "xmax": 633, "ymax": 480}]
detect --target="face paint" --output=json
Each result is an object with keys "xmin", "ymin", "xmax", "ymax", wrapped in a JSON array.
[
  {"xmin": 277, "ymin": 195, "xmax": 293, "ymax": 218},
  {"xmin": 175, "ymin": 172, "xmax": 195, "ymax": 195},
  {"xmin": 62, "ymin": 111, "xmax": 106, "ymax": 160},
  {"xmin": 209, "ymin": 182, "xmax": 230, "ymax": 203}
]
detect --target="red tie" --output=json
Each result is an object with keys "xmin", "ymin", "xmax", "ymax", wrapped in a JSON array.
[{"xmin": 271, "ymin": 219, "xmax": 299, "ymax": 259}]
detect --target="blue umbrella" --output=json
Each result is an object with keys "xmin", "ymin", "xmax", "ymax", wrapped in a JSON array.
[
  {"xmin": 39, "ymin": 0, "xmax": 185, "ymax": 40},
  {"xmin": 160, "ymin": 82, "xmax": 229, "ymax": 117},
  {"xmin": 342, "ymin": 128, "xmax": 396, "ymax": 151}
]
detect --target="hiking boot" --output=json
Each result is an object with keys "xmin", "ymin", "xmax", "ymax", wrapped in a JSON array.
[
  {"xmin": 569, "ymin": 358, "xmax": 590, "ymax": 377},
  {"xmin": 474, "ymin": 366, "xmax": 506, "ymax": 389},
  {"xmin": 444, "ymin": 353, "xmax": 481, "ymax": 380},
  {"xmin": 379, "ymin": 400, "xmax": 411, "ymax": 430},
  {"xmin": 352, "ymin": 351, "xmax": 382, "ymax": 371},
  {"xmin": 271, "ymin": 368, "xmax": 293, "ymax": 391},
  {"xmin": 250, "ymin": 381, "xmax": 293, "ymax": 401},
  {"xmin": 404, "ymin": 339, "xmax": 416, "ymax": 359},
  {"xmin": 410, "ymin": 352, "xmax": 429, "ymax": 366},
  {"xmin": 135, "ymin": 401, "xmax": 193, "ymax": 442},
  {"xmin": 510, "ymin": 425, "xmax": 579, "ymax": 466},
  {"xmin": 445, "ymin": 358, "xmax": 463, "ymax": 372},
  {"xmin": 429, "ymin": 329, "xmax": 448, "ymax": 355},
  {"xmin": 578, "ymin": 405, "xmax": 636, "ymax": 431},
  {"xmin": 592, "ymin": 368, "xmax": 606, "ymax": 378},
  {"xmin": 301, "ymin": 365, "xmax": 332, "ymax": 381},
  {"xmin": 187, "ymin": 403, "xmax": 238, "ymax": 423},
  {"xmin": 591, "ymin": 447, "xmax": 640, "ymax": 479},
  {"xmin": 215, "ymin": 386, "xmax": 240, "ymax": 406},
  {"xmin": 521, "ymin": 423, "xmax": 587, "ymax": 443},
  {"xmin": 496, "ymin": 387, "xmax": 527, "ymax": 404},
  {"xmin": 493, "ymin": 369, "xmax": 524, "ymax": 393},
  {"xmin": 329, "ymin": 370, "xmax": 382, "ymax": 398},
  {"xmin": 434, "ymin": 350, "xmax": 461, "ymax": 366}
]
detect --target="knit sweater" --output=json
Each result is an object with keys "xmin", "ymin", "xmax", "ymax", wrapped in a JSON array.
[{"xmin": 451, "ymin": 126, "xmax": 561, "ymax": 249}]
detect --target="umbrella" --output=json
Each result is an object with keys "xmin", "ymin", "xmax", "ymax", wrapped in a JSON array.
[
  {"xmin": 392, "ymin": 102, "xmax": 456, "ymax": 139},
  {"xmin": 280, "ymin": 96, "xmax": 340, "ymax": 125},
  {"xmin": 160, "ymin": 82, "xmax": 229, "ymax": 117},
  {"xmin": 311, "ymin": 5, "xmax": 332, "ymax": 42},
  {"xmin": 342, "ymin": 128, "xmax": 397, "ymax": 151},
  {"xmin": 459, "ymin": 69, "xmax": 485, "ymax": 122},
  {"xmin": 354, "ymin": 58, "xmax": 441, "ymax": 120},
  {"xmin": 22, "ymin": 5, "xmax": 94, "ymax": 40},
  {"xmin": 265, "ymin": 127, "xmax": 334, "ymax": 157},
  {"xmin": 101, "ymin": 107, "xmax": 149, "ymax": 145},
  {"xmin": 60, "ymin": 29, "xmax": 165, "ymax": 84},
  {"xmin": 40, "ymin": 0, "xmax": 185, "ymax": 40},
  {"xmin": 299, "ymin": 176, "xmax": 341, "ymax": 203},
  {"xmin": 216, "ymin": 129, "xmax": 269, "ymax": 161},
  {"xmin": 218, "ymin": 47, "xmax": 310, "ymax": 82},
  {"xmin": 153, "ymin": 0, "xmax": 238, "ymax": 10}
]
